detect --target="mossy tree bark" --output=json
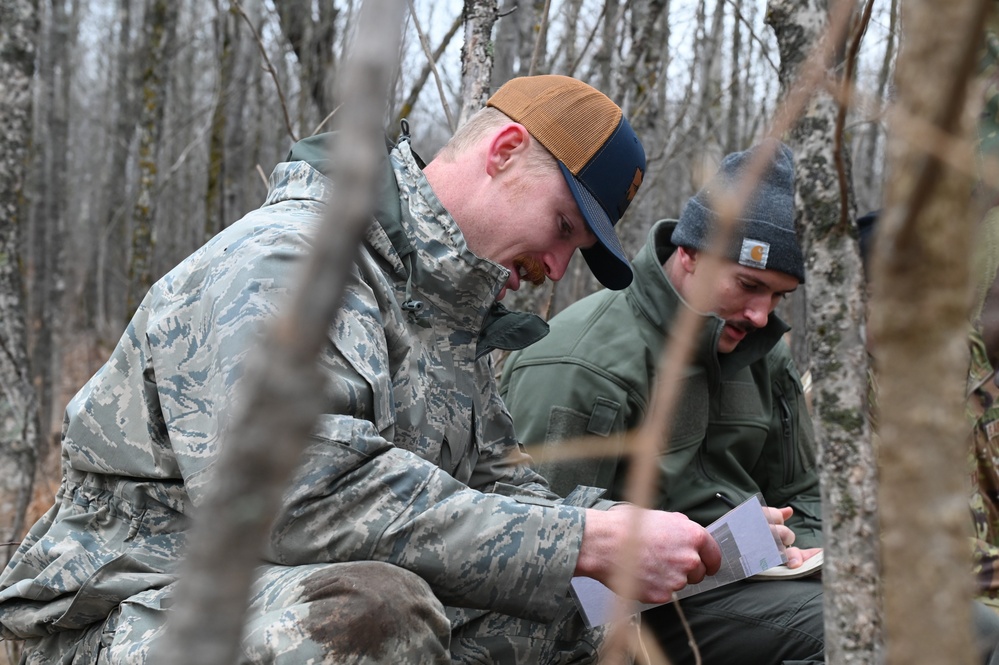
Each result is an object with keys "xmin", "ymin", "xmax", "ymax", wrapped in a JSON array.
[
  {"xmin": 0, "ymin": 0, "xmax": 41, "ymax": 570},
  {"xmin": 768, "ymin": 0, "xmax": 883, "ymax": 662}
]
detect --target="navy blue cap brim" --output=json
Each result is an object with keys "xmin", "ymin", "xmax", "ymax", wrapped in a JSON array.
[{"xmin": 559, "ymin": 161, "xmax": 634, "ymax": 290}]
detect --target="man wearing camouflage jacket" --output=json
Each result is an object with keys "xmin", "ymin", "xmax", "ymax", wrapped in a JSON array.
[{"xmin": 0, "ymin": 76, "xmax": 722, "ymax": 664}]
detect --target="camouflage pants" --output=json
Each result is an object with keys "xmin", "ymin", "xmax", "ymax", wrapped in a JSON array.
[{"xmin": 19, "ymin": 561, "xmax": 623, "ymax": 664}]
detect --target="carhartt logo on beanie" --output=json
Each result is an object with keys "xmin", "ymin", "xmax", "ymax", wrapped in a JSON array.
[{"xmin": 670, "ymin": 138, "xmax": 805, "ymax": 283}]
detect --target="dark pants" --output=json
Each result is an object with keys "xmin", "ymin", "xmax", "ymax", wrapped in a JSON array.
[
  {"xmin": 644, "ymin": 578, "xmax": 999, "ymax": 665},
  {"xmin": 642, "ymin": 579, "xmax": 824, "ymax": 665}
]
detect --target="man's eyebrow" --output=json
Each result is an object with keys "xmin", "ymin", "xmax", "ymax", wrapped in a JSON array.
[{"xmin": 738, "ymin": 271, "xmax": 797, "ymax": 294}]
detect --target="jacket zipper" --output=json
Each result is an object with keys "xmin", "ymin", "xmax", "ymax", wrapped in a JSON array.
[{"xmin": 776, "ymin": 386, "xmax": 795, "ymax": 486}]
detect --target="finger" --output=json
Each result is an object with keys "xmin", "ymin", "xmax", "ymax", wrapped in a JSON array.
[
  {"xmin": 687, "ymin": 561, "xmax": 707, "ymax": 585},
  {"xmin": 774, "ymin": 525, "xmax": 796, "ymax": 547},
  {"xmin": 785, "ymin": 547, "xmax": 804, "ymax": 568},
  {"xmin": 701, "ymin": 534, "xmax": 723, "ymax": 575},
  {"xmin": 762, "ymin": 507, "xmax": 783, "ymax": 524},
  {"xmin": 799, "ymin": 547, "xmax": 822, "ymax": 561}
]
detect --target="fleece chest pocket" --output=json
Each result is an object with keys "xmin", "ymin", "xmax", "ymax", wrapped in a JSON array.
[{"xmin": 716, "ymin": 379, "xmax": 767, "ymax": 423}]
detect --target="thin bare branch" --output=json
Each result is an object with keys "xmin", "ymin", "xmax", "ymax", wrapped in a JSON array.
[
  {"xmin": 528, "ymin": 0, "xmax": 552, "ymax": 76},
  {"xmin": 401, "ymin": 0, "xmax": 457, "ymax": 132},
  {"xmin": 566, "ymin": 3, "xmax": 606, "ymax": 78},
  {"xmin": 311, "ymin": 102, "xmax": 342, "ymax": 136},
  {"xmin": 835, "ymin": 0, "xmax": 875, "ymax": 232},
  {"xmin": 232, "ymin": 0, "xmax": 298, "ymax": 142},
  {"xmin": 723, "ymin": 0, "xmax": 779, "ymax": 74}
]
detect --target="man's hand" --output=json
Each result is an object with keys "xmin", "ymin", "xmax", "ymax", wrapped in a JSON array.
[
  {"xmin": 763, "ymin": 505, "xmax": 822, "ymax": 569},
  {"xmin": 575, "ymin": 506, "xmax": 722, "ymax": 605}
]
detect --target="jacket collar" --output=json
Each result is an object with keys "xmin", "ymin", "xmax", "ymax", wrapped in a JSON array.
[
  {"xmin": 284, "ymin": 133, "xmax": 548, "ymax": 358},
  {"xmin": 629, "ymin": 219, "xmax": 789, "ymax": 380}
]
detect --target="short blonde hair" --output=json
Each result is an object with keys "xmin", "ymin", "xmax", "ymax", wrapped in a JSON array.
[{"xmin": 436, "ymin": 107, "xmax": 560, "ymax": 178}]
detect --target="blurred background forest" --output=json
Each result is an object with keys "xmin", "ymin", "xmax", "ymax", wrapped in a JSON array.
[
  {"xmin": 4, "ymin": 0, "xmax": 995, "ymax": 662},
  {"xmin": 4, "ymin": 0, "xmax": 898, "ymax": 481}
]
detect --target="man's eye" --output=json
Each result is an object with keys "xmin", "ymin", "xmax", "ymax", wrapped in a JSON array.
[{"xmin": 560, "ymin": 218, "xmax": 572, "ymax": 236}]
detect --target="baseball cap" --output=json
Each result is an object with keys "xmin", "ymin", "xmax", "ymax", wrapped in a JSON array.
[{"xmin": 487, "ymin": 75, "xmax": 646, "ymax": 290}]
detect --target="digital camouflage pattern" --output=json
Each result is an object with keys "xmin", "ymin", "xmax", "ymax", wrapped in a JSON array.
[
  {"xmin": 0, "ymin": 139, "xmax": 619, "ymax": 662},
  {"xmin": 968, "ymin": 331, "xmax": 999, "ymax": 612},
  {"xmin": 979, "ymin": 27, "xmax": 999, "ymax": 161}
]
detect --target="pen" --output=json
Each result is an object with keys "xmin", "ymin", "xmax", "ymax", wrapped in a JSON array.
[{"xmin": 715, "ymin": 492, "xmax": 738, "ymax": 509}]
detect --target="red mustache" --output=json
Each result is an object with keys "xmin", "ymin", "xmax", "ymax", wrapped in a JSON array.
[{"xmin": 514, "ymin": 256, "xmax": 547, "ymax": 287}]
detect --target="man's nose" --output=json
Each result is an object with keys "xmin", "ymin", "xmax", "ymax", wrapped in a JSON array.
[
  {"xmin": 544, "ymin": 246, "xmax": 574, "ymax": 282},
  {"xmin": 745, "ymin": 297, "xmax": 771, "ymax": 328}
]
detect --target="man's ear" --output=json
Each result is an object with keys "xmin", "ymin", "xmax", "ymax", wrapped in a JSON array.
[
  {"xmin": 676, "ymin": 245, "xmax": 699, "ymax": 274},
  {"xmin": 485, "ymin": 123, "xmax": 531, "ymax": 177}
]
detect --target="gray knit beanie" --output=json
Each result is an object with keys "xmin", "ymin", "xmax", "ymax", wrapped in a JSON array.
[{"xmin": 670, "ymin": 138, "xmax": 805, "ymax": 282}]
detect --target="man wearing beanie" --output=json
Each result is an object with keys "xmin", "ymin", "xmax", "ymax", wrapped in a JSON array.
[{"xmin": 501, "ymin": 139, "xmax": 825, "ymax": 664}]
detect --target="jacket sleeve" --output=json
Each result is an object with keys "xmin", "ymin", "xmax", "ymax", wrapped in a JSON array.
[
  {"xmin": 149, "ymin": 205, "xmax": 585, "ymax": 624},
  {"xmin": 761, "ymin": 342, "xmax": 823, "ymax": 549}
]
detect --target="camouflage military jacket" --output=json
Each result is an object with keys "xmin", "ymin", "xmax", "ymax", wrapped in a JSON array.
[
  {"xmin": 0, "ymin": 138, "xmax": 608, "ymax": 640},
  {"xmin": 968, "ymin": 330, "xmax": 999, "ymax": 607}
]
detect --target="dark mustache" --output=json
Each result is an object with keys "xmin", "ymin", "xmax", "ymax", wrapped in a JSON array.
[{"xmin": 725, "ymin": 320, "xmax": 755, "ymax": 334}]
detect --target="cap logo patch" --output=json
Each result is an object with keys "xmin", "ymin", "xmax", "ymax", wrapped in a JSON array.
[
  {"xmin": 627, "ymin": 167, "xmax": 643, "ymax": 202},
  {"xmin": 740, "ymin": 238, "xmax": 769, "ymax": 269}
]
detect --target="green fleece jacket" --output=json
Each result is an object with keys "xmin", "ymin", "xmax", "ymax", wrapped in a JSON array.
[{"xmin": 500, "ymin": 219, "xmax": 823, "ymax": 548}]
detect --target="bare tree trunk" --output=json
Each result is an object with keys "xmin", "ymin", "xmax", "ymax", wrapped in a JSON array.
[
  {"xmin": 394, "ymin": 11, "xmax": 462, "ymax": 128},
  {"xmin": 593, "ymin": 0, "xmax": 620, "ymax": 94},
  {"xmin": 458, "ymin": 0, "xmax": 498, "ymax": 127},
  {"xmin": 126, "ymin": 0, "xmax": 180, "ymax": 320},
  {"xmin": 618, "ymin": 0, "xmax": 667, "ymax": 119},
  {"xmin": 872, "ymin": 1, "xmax": 992, "ymax": 664},
  {"xmin": 857, "ymin": 0, "xmax": 897, "ymax": 215},
  {"xmin": 37, "ymin": 0, "xmax": 74, "ymax": 442},
  {"xmin": 27, "ymin": 0, "xmax": 71, "ymax": 447},
  {"xmin": 692, "ymin": 0, "xmax": 725, "ymax": 172},
  {"xmin": 151, "ymin": 0, "xmax": 407, "ymax": 661},
  {"xmin": 526, "ymin": 0, "xmax": 550, "ymax": 75},
  {"xmin": 725, "ymin": 4, "xmax": 742, "ymax": 154},
  {"xmin": 0, "ymin": 0, "xmax": 42, "ymax": 569},
  {"xmin": 205, "ymin": 0, "xmax": 237, "ymax": 242},
  {"xmin": 490, "ymin": 0, "xmax": 518, "ymax": 86},
  {"xmin": 768, "ymin": 0, "xmax": 883, "ymax": 662},
  {"xmin": 561, "ymin": 0, "xmax": 584, "ymax": 76},
  {"xmin": 92, "ymin": 0, "xmax": 136, "ymax": 339},
  {"xmin": 275, "ymin": 0, "xmax": 340, "ymax": 135}
]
